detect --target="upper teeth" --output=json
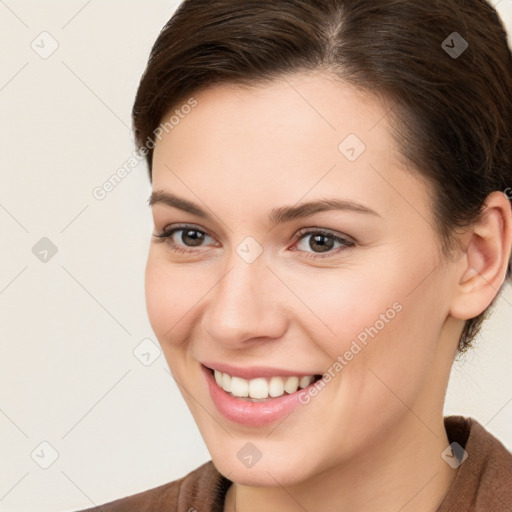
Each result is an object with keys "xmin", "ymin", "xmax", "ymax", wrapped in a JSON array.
[{"xmin": 214, "ymin": 370, "xmax": 316, "ymax": 399}]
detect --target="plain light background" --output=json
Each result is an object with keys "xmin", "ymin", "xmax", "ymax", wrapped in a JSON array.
[{"xmin": 0, "ymin": 1, "xmax": 511, "ymax": 511}]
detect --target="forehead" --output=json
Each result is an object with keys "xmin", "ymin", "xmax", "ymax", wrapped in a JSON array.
[
  {"xmin": 151, "ymin": 71, "xmax": 431, "ymax": 225},
  {"xmin": 155, "ymin": 71, "xmax": 391, "ymax": 160}
]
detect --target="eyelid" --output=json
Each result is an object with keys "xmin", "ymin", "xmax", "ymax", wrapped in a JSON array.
[
  {"xmin": 153, "ymin": 223, "xmax": 218, "ymax": 246},
  {"xmin": 155, "ymin": 223, "xmax": 354, "ymax": 242},
  {"xmin": 293, "ymin": 226, "xmax": 356, "ymax": 245},
  {"xmin": 153, "ymin": 223, "xmax": 355, "ymax": 257}
]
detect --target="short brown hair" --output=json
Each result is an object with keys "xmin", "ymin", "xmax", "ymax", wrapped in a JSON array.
[{"xmin": 132, "ymin": 0, "xmax": 512, "ymax": 352}]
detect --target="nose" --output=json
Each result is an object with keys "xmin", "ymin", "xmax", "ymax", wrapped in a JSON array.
[{"xmin": 201, "ymin": 254, "xmax": 288, "ymax": 348}]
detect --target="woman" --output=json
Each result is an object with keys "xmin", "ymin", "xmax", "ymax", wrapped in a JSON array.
[{"xmin": 77, "ymin": 0, "xmax": 512, "ymax": 510}]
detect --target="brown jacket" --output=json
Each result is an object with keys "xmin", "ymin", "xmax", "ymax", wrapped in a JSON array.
[{"xmin": 75, "ymin": 416, "xmax": 512, "ymax": 511}]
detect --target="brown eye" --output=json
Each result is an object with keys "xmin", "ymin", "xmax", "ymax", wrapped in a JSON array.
[
  {"xmin": 293, "ymin": 229, "xmax": 355, "ymax": 258},
  {"xmin": 306, "ymin": 233, "xmax": 335, "ymax": 253},
  {"xmin": 153, "ymin": 225, "xmax": 216, "ymax": 254},
  {"xmin": 180, "ymin": 229, "xmax": 206, "ymax": 247}
]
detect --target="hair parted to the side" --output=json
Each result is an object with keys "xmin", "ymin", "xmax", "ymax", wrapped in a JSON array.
[{"xmin": 132, "ymin": 0, "xmax": 512, "ymax": 352}]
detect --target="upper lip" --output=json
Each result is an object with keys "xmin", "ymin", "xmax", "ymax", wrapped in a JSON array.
[{"xmin": 201, "ymin": 362, "xmax": 321, "ymax": 380}]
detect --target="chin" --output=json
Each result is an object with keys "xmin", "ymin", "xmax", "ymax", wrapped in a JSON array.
[{"xmin": 209, "ymin": 443, "xmax": 319, "ymax": 488}]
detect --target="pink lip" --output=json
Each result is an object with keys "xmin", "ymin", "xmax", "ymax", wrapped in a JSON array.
[
  {"xmin": 201, "ymin": 361, "xmax": 321, "ymax": 380},
  {"xmin": 201, "ymin": 364, "xmax": 319, "ymax": 427}
]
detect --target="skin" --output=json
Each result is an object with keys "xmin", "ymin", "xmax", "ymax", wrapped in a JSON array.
[{"xmin": 146, "ymin": 70, "xmax": 512, "ymax": 512}]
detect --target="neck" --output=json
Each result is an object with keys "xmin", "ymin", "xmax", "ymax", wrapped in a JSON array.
[{"xmin": 224, "ymin": 414, "xmax": 458, "ymax": 512}]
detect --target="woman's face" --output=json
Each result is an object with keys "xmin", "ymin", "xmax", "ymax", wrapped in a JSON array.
[{"xmin": 147, "ymin": 71, "xmax": 461, "ymax": 486}]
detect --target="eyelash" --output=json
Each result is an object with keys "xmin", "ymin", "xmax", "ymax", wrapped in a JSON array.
[{"xmin": 152, "ymin": 224, "xmax": 355, "ymax": 259}]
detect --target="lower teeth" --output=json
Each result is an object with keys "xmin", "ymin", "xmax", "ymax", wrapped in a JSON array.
[{"xmin": 227, "ymin": 392, "xmax": 284, "ymax": 402}]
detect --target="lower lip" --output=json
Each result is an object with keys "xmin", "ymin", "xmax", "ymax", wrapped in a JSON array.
[{"xmin": 202, "ymin": 364, "xmax": 320, "ymax": 427}]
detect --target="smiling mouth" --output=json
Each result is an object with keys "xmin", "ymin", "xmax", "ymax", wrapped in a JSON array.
[{"xmin": 206, "ymin": 367, "xmax": 323, "ymax": 401}]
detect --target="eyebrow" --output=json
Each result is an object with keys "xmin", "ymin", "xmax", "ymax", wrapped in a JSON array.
[{"xmin": 148, "ymin": 190, "xmax": 380, "ymax": 227}]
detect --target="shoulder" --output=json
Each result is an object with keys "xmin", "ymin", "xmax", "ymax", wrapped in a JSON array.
[
  {"xmin": 73, "ymin": 460, "xmax": 232, "ymax": 512},
  {"xmin": 438, "ymin": 415, "xmax": 512, "ymax": 511}
]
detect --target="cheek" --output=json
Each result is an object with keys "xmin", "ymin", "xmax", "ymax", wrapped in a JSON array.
[
  {"xmin": 288, "ymin": 251, "xmax": 443, "ymax": 379},
  {"xmin": 282, "ymin": 263, "xmax": 407, "ymax": 356},
  {"xmin": 288, "ymin": 267, "xmax": 443, "ymax": 450},
  {"xmin": 144, "ymin": 251, "xmax": 202, "ymax": 343}
]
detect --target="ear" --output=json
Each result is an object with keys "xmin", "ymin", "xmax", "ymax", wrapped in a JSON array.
[{"xmin": 449, "ymin": 191, "xmax": 512, "ymax": 321}]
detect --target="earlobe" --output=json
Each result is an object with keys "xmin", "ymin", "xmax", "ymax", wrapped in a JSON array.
[{"xmin": 449, "ymin": 191, "xmax": 512, "ymax": 321}]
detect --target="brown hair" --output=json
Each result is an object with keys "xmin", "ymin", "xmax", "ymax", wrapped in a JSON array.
[{"xmin": 132, "ymin": 0, "xmax": 512, "ymax": 352}]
